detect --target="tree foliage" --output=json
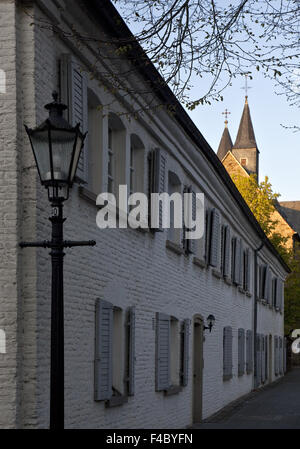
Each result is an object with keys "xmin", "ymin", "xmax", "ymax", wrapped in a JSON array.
[
  {"xmin": 284, "ymin": 249, "xmax": 300, "ymax": 334},
  {"xmin": 232, "ymin": 173, "xmax": 290, "ymax": 262}
]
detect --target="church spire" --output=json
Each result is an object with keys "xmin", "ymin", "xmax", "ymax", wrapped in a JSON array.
[
  {"xmin": 233, "ymin": 96, "xmax": 257, "ymax": 150},
  {"xmin": 217, "ymin": 109, "xmax": 233, "ymax": 161}
]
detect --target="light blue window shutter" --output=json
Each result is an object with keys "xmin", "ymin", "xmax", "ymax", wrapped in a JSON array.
[
  {"xmin": 238, "ymin": 240, "xmax": 243, "ymax": 286},
  {"xmin": 128, "ymin": 307, "xmax": 136, "ymax": 396},
  {"xmin": 187, "ymin": 189, "xmax": 197, "ymax": 254},
  {"xmin": 95, "ymin": 299, "xmax": 113, "ymax": 401},
  {"xmin": 275, "ymin": 279, "xmax": 281, "ymax": 310},
  {"xmin": 238, "ymin": 329, "xmax": 245, "ymax": 376},
  {"xmin": 245, "ymin": 249, "xmax": 251, "ymax": 292},
  {"xmin": 156, "ymin": 313, "xmax": 171, "ymax": 391},
  {"xmin": 261, "ymin": 335, "xmax": 265, "ymax": 383},
  {"xmin": 152, "ymin": 148, "xmax": 166, "ymax": 231},
  {"xmin": 256, "ymin": 334, "xmax": 261, "ymax": 385},
  {"xmin": 182, "ymin": 186, "xmax": 188, "ymax": 252},
  {"xmin": 223, "ymin": 326, "xmax": 233, "ymax": 379},
  {"xmin": 233, "ymin": 238, "xmax": 240, "ymax": 284},
  {"xmin": 205, "ymin": 209, "xmax": 212, "ymax": 264},
  {"xmin": 279, "ymin": 337, "xmax": 283, "ymax": 374},
  {"xmin": 209, "ymin": 209, "xmax": 220, "ymax": 267},
  {"xmin": 181, "ymin": 319, "xmax": 190, "ymax": 387},
  {"xmin": 246, "ymin": 330, "xmax": 253, "ymax": 374},
  {"xmin": 61, "ymin": 54, "xmax": 88, "ymax": 183},
  {"xmin": 274, "ymin": 336, "xmax": 279, "ymax": 375},
  {"xmin": 264, "ymin": 266, "xmax": 270, "ymax": 302},
  {"xmin": 265, "ymin": 335, "xmax": 268, "ymax": 380},
  {"xmin": 223, "ymin": 226, "xmax": 231, "ymax": 278},
  {"xmin": 279, "ymin": 280, "xmax": 284, "ymax": 312}
]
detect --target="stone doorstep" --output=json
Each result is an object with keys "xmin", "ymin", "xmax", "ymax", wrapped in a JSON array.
[{"xmin": 190, "ymin": 375, "xmax": 285, "ymax": 426}]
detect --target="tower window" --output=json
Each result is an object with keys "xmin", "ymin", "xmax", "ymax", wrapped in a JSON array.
[{"xmin": 240, "ymin": 158, "xmax": 248, "ymax": 167}]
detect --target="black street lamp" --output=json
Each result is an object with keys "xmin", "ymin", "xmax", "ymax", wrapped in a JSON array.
[
  {"xmin": 20, "ymin": 92, "xmax": 96, "ymax": 430},
  {"xmin": 204, "ymin": 314, "xmax": 216, "ymax": 333}
]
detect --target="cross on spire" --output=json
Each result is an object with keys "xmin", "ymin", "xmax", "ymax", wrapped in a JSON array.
[
  {"xmin": 241, "ymin": 73, "xmax": 252, "ymax": 103},
  {"xmin": 222, "ymin": 109, "xmax": 231, "ymax": 127}
]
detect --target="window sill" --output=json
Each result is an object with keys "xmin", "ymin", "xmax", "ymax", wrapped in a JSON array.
[
  {"xmin": 224, "ymin": 277, "xmax": 232, "ymax": 286},
  {"xmin": 238, "ymin": 287, "xmax": 246, "ymax": 295},
  {"xmin": 223, "ymin": 374, "xmax": 233, "ymax": 381},
  {"xmin": 193, "ymin": 257, "xmax": 207, "ymax": 269},
  {"xmin": 105, "ymin": 394, "xmax": 128, "ymax": 408},
  {"xmin": 164, "ymin": 385, "xmax": 182, "ymax": 396},
  {"xmin": 79, "ymin": 186, "xmax": 98, "ymax": 206},
  {"xmin": 212, "ymin": 269, "xmax": 222, "ymax": 279},
  {"xmin": 166, "ymin": 240, "xmax": 184, "ymax": 256}
]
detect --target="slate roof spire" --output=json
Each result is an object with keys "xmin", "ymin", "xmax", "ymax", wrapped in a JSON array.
[
  {"xmin": 217, "ymin": 110, "xmax": 233, "ymax": 161},
  {"xmin": 233, "ymin": 97, "xmax": 257, "ymax": 149}
]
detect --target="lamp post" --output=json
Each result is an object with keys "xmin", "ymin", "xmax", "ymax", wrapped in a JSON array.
[{"xmin": 20, "ymin": 92, "xmax": 96, "ymax": 430}]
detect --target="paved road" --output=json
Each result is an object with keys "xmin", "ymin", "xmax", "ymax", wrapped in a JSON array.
[{"xmin": 194, "ymin": 367, "xmax": 300, "ymax": 429}]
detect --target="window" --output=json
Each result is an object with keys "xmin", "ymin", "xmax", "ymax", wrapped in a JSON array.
[
  {"xmin": 238, "ymin": 329, "xmax": 245, "ymax": 376},
  {"xmin": 107, "ymin": 113, "xmax": 126, "ymax": 198},
  {"xmin": 130, "ymin": 134, "xmax": 145, "ymax": 196},
  {"xmin": 94, "ymin": 300, "xmax": 135, "ymax": 403},
  {"xmin": 108, "ymin": 127, "xmax": 114, "ymax": 194},
  {"xmin": 240, "ymin": 158, "xmax": 247, "ymax": 167},
  {"xmin": 223, "ymin": 326, "xmax": 233, "ymax": 380},
  {"xmin": 148, "ymin": 148, "xmax": 166, "ymax": 231},
  {"xmin": 87, "ymin": 89, "xmax": 103, "ymax": 194},
  {"xmin": 156, "ymin": 313, "xmax": 189, "ymax": 392}
]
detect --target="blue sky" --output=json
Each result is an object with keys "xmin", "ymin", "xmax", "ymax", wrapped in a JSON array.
[{"xmin": 187, "ymin": 72, "xmax": 300, "ymax": 202}]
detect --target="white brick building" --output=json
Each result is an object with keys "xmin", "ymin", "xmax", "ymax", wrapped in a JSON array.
[{"xmin": 0, "ymin": 0, "xmax": 289, "ymax": 429}]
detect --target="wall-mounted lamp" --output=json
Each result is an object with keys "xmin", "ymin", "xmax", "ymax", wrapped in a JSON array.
[{"xmin": 204, "ymin": 314, "xmax": 216, "ymax": 333}]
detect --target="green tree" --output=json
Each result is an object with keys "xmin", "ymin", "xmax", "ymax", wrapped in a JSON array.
[
  {"xmin": 284, "ymin": 249, "xmax": 300, "ymax": 335},
  {"xmin": 231, "ymin": 173, "xmax": 291, "ymax": 263}
]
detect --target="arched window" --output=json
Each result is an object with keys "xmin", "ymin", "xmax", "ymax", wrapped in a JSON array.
[
  {"xmin": 0, "ymin": 70, "xmax": 6, "ymax": 94},
  {"xmin": 130, "ymin": 134, "xmax": 145, "ymax": 195},
  {"xmin": 108, "ymin": 113, "xmax": 126, "ymax": 196}
]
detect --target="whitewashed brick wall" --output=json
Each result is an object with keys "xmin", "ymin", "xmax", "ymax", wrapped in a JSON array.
[{"xmin": 0, "ymin": 0, "xmax": 286, "ymax": 429}]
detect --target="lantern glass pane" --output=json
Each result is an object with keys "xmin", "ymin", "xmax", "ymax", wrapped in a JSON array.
[
  {"xmin": 70, "ymin": 134, "xmax": 84, "ymax": 183},
  {"xmin": 50, "ymin": 129, "xmax": 77, "ymax": 183},
  {"xmin": 30, "ymin": 130, "xmax": 51, "ymax": 183}
]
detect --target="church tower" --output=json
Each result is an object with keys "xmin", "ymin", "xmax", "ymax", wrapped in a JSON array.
[
  {"xmin": 217, "ymin": 110, "xmax": 233, "ymax": 161},
  {"xmin": 232, "ymin": 96, "xmax": 259, "ymax": 178}
]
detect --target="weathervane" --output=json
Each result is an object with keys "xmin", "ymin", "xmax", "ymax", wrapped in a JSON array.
[{"xmin": 222, "ymin": 109, "xmax": 231, "ymax": 127}]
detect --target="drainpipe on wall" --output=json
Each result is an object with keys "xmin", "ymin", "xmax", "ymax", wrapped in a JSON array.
[{"xmin": 253, "ymin": 241, "xmax": 264, "ymax": 389}]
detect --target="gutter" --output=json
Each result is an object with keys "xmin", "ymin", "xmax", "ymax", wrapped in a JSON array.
[{"xmin": 253, "ymin": 241, "xmax": 264, "ymax": 388}]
